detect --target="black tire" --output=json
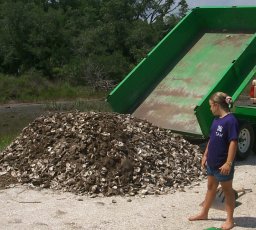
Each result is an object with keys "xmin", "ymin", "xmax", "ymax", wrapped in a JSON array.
[
  {"xmin": 237, "ymin": 123, "xmax": 255, "ymax": 160},
  {"xmin": 253, "ymin": 126, "xmax": 256, "ymax": 154}
]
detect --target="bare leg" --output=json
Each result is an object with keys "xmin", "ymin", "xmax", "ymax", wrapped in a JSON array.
[
  {"xmin": 220, "ymin": 180, "xmax": 235, "ymax": 230},
  {"xmin": 189, "ymin": 176, "xmax": 219, "ymax": 221}
]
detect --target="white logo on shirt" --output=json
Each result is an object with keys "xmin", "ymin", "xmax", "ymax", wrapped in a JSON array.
[{"xmin": 216, "ymin": 125, "xmax": 223, "ymax": 137}]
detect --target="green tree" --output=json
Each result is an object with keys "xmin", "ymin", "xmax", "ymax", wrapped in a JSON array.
[
  {"xmin": 69, "ymin": 0, "xmax": 188, "ymax": 84},
  {"xmin": 0, "ymin": 0, "xmax": 72, "ymax": 77},
  {"xmin": 0, "ymin": 0, "xmax": 188, "ymax": 88}
]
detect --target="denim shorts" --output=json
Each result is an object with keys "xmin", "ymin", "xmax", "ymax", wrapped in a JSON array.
[{"xmin": 206, "ymin": 164, "xmax": 234, "ymax": 182}]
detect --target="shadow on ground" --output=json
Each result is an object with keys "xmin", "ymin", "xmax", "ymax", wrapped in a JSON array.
[{"xmin": 235, "ymin": 216, "xmax": 256, "ymax": 228}]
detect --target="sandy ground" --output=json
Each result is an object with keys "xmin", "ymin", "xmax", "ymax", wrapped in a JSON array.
[{"xmin": 1, "ymin": 154, "xmax": 256, "ymax": 230}]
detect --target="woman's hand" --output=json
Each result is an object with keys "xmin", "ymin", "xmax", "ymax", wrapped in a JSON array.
[
  {"xmin": 201, "ymin": 154, "xmax": 207, "ymax": 168},
  {"xmin": 219, "ymin": 162, "xmax": 231, "ymax": 175}
]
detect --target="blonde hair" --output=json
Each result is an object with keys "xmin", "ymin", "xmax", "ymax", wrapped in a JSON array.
[{"xmin": 210, "ymin": 92, "xmax": 233, "ymax": 112}]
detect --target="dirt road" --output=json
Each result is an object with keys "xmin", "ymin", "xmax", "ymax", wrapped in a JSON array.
[{"xmin": 1, "ymin": 154, "xmax": 256, "ymax": 230}]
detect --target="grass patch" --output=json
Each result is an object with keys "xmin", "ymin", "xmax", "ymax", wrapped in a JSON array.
[
  {"xmin": 0, "ymin": 73, "xmax": 108, "ymax": 104},
  {"xmin": 0, "ymin": 134, "xmax": 17, "ymax": 151}
]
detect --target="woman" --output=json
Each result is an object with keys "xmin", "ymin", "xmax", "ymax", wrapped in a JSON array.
[{"xmin": 189, "ymin": 92, "xmax": 239, "ymax": 230}]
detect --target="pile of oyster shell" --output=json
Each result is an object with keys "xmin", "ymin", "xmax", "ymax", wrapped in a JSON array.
[{"xmin": 0, "ymin": 112, "xmax": 204, "ymax": 196}]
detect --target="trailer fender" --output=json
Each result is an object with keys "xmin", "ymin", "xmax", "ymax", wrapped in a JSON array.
[{"xmin": 237, "ymin": 122, "xmax": 255, "ymax": 160}]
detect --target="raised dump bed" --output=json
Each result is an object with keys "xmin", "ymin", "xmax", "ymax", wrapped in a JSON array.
[
  {"xmin": 133, "ymin": 32, "xmax": 255, "ymax": 136},
  {"xmin": 107, "ymin": 7, "xmax": 256, "ymax": 158}
]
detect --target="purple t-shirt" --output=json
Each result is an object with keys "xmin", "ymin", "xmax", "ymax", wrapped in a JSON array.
[{"xmin": 207, "ymin": 113, "xmax": 239, "ymax": 169}]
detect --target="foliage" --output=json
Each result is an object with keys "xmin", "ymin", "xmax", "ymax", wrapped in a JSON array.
[
  {"xmin": 0, "ymin": 0, "xmax": 188, "ymax": 89},
  {"xmin": 0, "ymin": 72, "xmax": 107, "ymax": 103}
]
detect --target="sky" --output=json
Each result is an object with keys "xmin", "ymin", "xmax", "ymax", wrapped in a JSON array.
[{"xmin": 187, "ymin": 0, "xmax": 256, "ymax": 8}]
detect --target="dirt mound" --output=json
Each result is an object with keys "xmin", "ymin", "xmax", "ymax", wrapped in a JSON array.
[{"xmin": 0, "ymin": 112, "xmax": 203, "ymax": 196}]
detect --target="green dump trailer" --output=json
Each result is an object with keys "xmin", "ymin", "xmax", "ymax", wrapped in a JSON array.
[{"xmin": 107, "ymin": 6, "xmax": 256, "ymax": 159}]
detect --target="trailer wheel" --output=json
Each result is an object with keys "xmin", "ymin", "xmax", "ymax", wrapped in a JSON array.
[
  {"xmin": 237, "ymin": 123, "xmax": 254, "ymax": 160},
  {"xmin": 253, "ymin": 126, "xmax": 256, "ymax": 154}
]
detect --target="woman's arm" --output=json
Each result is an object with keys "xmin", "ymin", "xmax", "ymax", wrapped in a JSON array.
[
  {"xmin": 219, "ymin": 140, "xmax": 237, "ymax": 174},
  {"xmin": 201, "ymin": 141, "xmax": 209, "ymax": 168}
]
